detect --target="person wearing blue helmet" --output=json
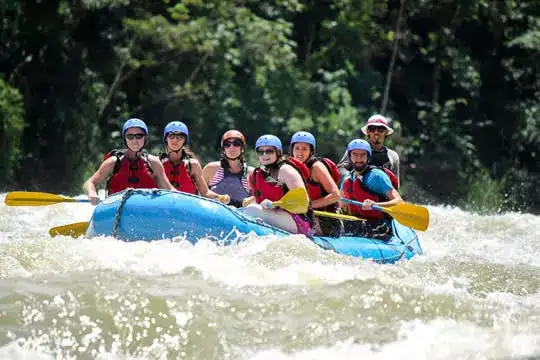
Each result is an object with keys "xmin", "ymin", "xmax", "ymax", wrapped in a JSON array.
[
  {"xmin": 83, "ymin": 118, "xmax": 176, "ymax": 204},
  {"xmin": 289, "ymin": 131, "xmax": 341, "ymax": 236},
  {"xmin": 160, "ymin": 121, "xmax": 230, "ymax": 204},
  {"xmin": 242, "ymin": 134, "xmax": 312, "ymax": 236},
  {"xmin": 340, "ymin": 139, "xmax": 403, "ymax": 239}
]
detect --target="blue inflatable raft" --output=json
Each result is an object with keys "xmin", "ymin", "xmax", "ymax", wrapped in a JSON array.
[{"xmin": 86, "ymin": 189, "xmax": 423, "ymax": 263}]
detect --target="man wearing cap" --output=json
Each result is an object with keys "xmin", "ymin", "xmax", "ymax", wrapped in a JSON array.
[{"xmin": 337, "ymin": 114, "xmax": 400, "ymax": 187}]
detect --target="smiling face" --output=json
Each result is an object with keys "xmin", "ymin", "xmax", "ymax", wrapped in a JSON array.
[
  {"xmin": 366, "ymin": 125, "xmax": 388, "ymax": 145},
  {"xmin": 256, "ymin": 146, "xmax": 278, "ymax": 166},
  {"xmin": 222, "ymin": 138, "xmax": 244, "ymax": 159},
  {"xmin": 166, "ymin": 132, "xmax": 187, "ymax": 151},
  {"xmin": 292, "ymin": 142, "xmax": 312, "ymax": 163},
  {"xmin": 124, "ymin": 127, "xmax": 146, "ymax": 152},
  {"xmin": 349, "ymin": 149, "xmax": 369, "ymax": 170}
]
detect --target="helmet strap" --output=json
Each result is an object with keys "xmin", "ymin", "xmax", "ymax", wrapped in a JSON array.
[
  {"xmin": 126, "ymin": 142, "xmax": 145, "ymax": 156},
  {"xmin": 225, "ymin": 155, "xmax": 242, "ymax": 161},
  {"xmin": 223, "ymin": 147, "xmax": 244, "ymax": 161},
  {"xmin": 167, "ymin": 146, "xmax": 184, "ymax": 156}
]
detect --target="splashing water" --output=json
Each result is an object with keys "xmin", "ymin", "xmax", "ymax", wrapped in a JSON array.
[{"xmin": 0, "ymin": 194, "xmax": 539, "ymax": 359}]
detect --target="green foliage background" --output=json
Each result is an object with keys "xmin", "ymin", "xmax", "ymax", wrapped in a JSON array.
[{"xmin": 1, "ymin": 0, "xmax": 538, "ymax": 213}]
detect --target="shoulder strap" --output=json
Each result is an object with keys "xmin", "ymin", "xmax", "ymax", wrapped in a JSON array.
[
  {"xmin": 381, "ymin": 167, "xmax": 399, "ymax": 189},
  {"xmin": 320, "ymin": 157, "xmax": 340, "ymax": 183},
  {"xmin": 104, "ymin": 149, "xmax": 126, "ymax": 176},
  {"xmin": 305, "ymin": 156, "xmax": 318, "ymax": 168},
  {"xmin": 284, "ymin": 157, "xmax": 310, "ymax": 182},
  {"xmin": 104, "ymin": 148, "xmax": 125, "ymax": 161}
]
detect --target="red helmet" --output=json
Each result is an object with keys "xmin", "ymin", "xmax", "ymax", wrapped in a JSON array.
[{"xmin": 221, "ymin": 130, "xmax": 246, "ymax": 146}]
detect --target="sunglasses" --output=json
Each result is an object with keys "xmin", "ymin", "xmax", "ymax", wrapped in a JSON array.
[
  {"xmin": 367, "ymin": 126, "xmax": 387, "ymax": 132},
  {"xmin": 167, "ymin": 133, "xmax": 185, "ymax": 140},
  {"xmin": 125, "ymin": 133, "xmax": 146, "ymax": 140},
  {"xmin": 223, "ymin": 140, "xmax": 243, "ymax": 148},
  {"xmin": 256, "ymin": 149, "xmax": 276, "ymax": 156}
]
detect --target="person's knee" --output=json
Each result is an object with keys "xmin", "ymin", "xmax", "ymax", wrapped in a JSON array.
[{"xmin": 244, "ymin": 204, "xmax": 263, "ymax": 217}]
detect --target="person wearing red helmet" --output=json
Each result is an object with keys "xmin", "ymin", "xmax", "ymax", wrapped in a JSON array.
[
  {"xmin": 83, "ymin": 118, "xmax": 176, "ymax": 205},
  {"xmin": 202, "ymin": 130, "xmax": 254, "ymax": 208},
  {"xmin": 161, "ymin": 121, "xmax": 230, "ymax": 204},
  {"xmin": 337, "ymin": 114, "xmax": 400, "ymax": 187}
]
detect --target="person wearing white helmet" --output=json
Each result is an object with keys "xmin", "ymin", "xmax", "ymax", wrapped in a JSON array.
[
  {"xmin": 161, "ymin": 121, "xmax": 230, "ymax": 204},
  {"xmin": 202, "ymin": 130, "xmax": 254, "ymax": 207},
  {"xmin": 341, "ymin": 139, "xmax": 403, "ymax": 239},
  {"xmin": 83, "ymin": 118, "xmax": 176, "ymax": 205},
  {"xmin": 337, "ymin": 114, "xmax": 400, "ymax": 187}
]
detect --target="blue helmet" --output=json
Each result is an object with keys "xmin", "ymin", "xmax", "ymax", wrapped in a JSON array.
[
  {"xmin": 163, "ymin": 121, "xmax": 189, "ymax": 144},
  {"xmin": 346, "ymin": 139, "xmax": 371, "ymax": 158},
  {"xmin": 255, "ymin": 135, "xmax": 282, "ymax": 152},
  {"xmin": 122, "ymin": 118, "xmax": 148, "ymax": 139},
  {"xmin": 290, "ymin": 131, "xmax": 316, "ymax": 150}
]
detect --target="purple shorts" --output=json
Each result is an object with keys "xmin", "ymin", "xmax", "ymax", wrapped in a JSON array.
[{"xmin": 291, "ymin": 214, "xmax": 312, "ymax": 237}]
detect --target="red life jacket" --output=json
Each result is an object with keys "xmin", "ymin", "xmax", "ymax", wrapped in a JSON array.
[
  {"xmin": 105, "ymin": 149, "xmax": 157, "ymax": 195},
  {"xmin": 383, "ymin": 167, "xmax": 399, "ymax": 189},
  {"xmin": 161, "ymin": 155, "xmax": 197, "ymax": 194},
  {"xmin": 304, "ymin": 157, "xmax": 340, "ymax": 201},
  {"xmin": 343, "ymin": 166, "xmax": 396, "ymax": 220},
  {"xmin": 250, "ymin": 157, "xmax": 310, "ymax": 204}
]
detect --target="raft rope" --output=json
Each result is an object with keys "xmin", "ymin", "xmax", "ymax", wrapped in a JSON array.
[
  {"xmin": 112, "ymin": 188, "xmax": 135, "ymax": 237},
  {"xmin": 112, "ymin": 188, "xmax": 160, "ymax": 237}
]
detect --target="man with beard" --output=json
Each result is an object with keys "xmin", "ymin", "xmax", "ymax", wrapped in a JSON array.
[
  {"xmin": 337, "ymin": 114, "xmax": 400, "ymax": 187},
  {"xmin": 340, "ymin": 139, "xmax": 403, "ymax": 239}
]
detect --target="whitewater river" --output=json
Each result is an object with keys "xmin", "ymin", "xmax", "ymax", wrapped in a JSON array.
[{"xmin": 0, "ymin": 193, "xmax": 538, "ymax": 359}]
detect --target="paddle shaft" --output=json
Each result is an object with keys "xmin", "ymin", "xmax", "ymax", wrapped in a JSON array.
[
  {"xmin": 32, "ymin": 198, "xmax": 89, "ymax": 204},
  {"xmin": 5, "ymin": 191, "xmax": 90, "ymax": 206},
  {"xmin": 340, "ymin": 198, "xmax": 383, "ymax": 211}
]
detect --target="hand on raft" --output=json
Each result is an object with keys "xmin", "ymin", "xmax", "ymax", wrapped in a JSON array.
[{"xmin": 217, "ymin": 194, "xmax": 231, "ymax": 205}]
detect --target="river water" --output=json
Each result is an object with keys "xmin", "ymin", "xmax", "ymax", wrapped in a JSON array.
[{"xmin": 0, "ymin": 194, "xmax": 539, "ymax": 359}]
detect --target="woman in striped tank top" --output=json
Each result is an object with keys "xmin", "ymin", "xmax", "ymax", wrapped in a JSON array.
[{"xmin": 202, "ymin": 130, "xmax": 254, "ymax": 207}]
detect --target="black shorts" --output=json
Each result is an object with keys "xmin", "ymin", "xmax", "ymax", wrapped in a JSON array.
[{"xmin": 343, "ymin": 219, "xmax": 393, "ymax": 240}]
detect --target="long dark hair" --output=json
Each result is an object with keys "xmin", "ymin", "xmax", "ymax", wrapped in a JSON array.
[
  {"xmin": 220, "ymin": 149, "xmax": 245, "ymax": 170},
  {"xmin": 181, "ymin": 146, "xmax": 197, "ymax": 160}
]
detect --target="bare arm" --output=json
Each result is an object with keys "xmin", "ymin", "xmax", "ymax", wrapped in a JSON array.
[
  {"xmin": 190, "ymin": 159, "xmax": 228, "ymax": 202},
  {"xmin": 278, "ymin": 164, "xmax": 306, "ymax": 191},
  {"xmin": 147, "ymin": 155, "xmax": 177, "ymax": 191},
  {"xmin": 276, "ymin": 164, "xmax": 309, "ymax": 211},
  {"xmin": 202, "ymin": 161, "xmax": 220, "ymax": 186},
  {"xmin": 376, "ymin": 188, "xmax": 403, "ymax": 207},
  {"xmin": 310, "ymin": 161, "xmax": 340, "ymax": 209},
  {"xmin": 242, "ymin": 171, "xmax": 255, "ymax": 206},
  {"xmin": 83, "ymin": 157, "xmax": 117, "ymax": 204}
]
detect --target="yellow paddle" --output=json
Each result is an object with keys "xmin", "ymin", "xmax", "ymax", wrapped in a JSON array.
[
  {"xmin": 313, "ymin": 210, "xmax": 364, "ymax": 222},
  {"xmin": 340, "ymin": 198, "xmax": 429, "ymax": 231},
  {"xmin": 5, "ymin": 191, "xmax": 90, "ymax": 206},
  {"xmin": 269, "ymin": 187, "xmax": 309, "ymax": 214},
  {"xmin": 49, "ymin": 222, "xmax": 89, "ymax": 238}
]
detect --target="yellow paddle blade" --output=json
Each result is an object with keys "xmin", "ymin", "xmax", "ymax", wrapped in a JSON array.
[
  {"xmin": 49, "ymin": 222, "xmax": 89, "ymax": 238},
  {"xmin": 5, "ymin": 192, "xmax": 88, "ymax": 206},
  {"xmin": 313, "ymin": 210, "xmax": 365, "ymax": 222},
  {"xmin": 272, "ymin": 187, "xmax": 309, "ymax": 214},
  {"xmin": 380, "ymin": 203, "xmax": 430, "ymax": 231}
]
